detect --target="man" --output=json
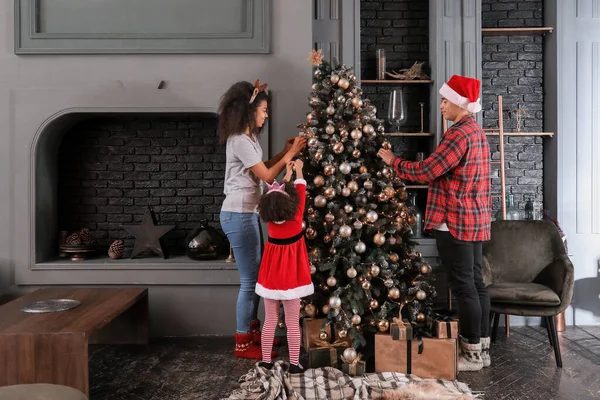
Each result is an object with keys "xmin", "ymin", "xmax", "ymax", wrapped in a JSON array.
[{"xmin": 378, "ymin": 75, "xmax": 491, "ymax": 372}]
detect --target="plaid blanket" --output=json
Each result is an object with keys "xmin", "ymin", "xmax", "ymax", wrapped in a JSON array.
[{"xmin": 222, "ymin": 361, "xmax": 478, "ymax": 400}]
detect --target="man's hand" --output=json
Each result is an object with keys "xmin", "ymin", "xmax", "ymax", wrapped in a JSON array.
[{"xmin": 377, "ymin": 148, "xmax": 395, "ymax": 165}]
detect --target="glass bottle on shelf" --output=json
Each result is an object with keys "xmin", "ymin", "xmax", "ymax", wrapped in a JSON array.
[
  {"xmin": 407, "ymin": 192, "xmax": 423, "ymax": 238},
  {"xmin": 494, "ymin": 194, "xmax": 524, "ymax": 221},
  {"xmin": 525, "ymin": 197, "xmax": 542, "ymax": 220}
]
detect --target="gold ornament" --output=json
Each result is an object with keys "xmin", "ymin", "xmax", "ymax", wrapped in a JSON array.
[
  {"xmin": 362, "ymin": 124, "xmax": 374, "ymax": 135},
  {"xmin": 326, "ymin": 105, "xmax": 335, "ymax": 115},
  {"xmin": 358, "ymin": 208, "xmax": 367, "ymax": 215},
  {"xmin": 324, "ymin": 187, "xmax": 336, "ymax": 199},
  {"xmin": 362, "ymin": 281, "xmax": 371, "ymax": 290},
  {"xmin": 382, "ymin": 167, "xmax": 392, "ymax": 178},
  {"xmin": 370, "ymin": 264, "xmax": 381, "ymax": 276},
  {"xmin": 347, "ymin": 181, "xmax": 359, "ymax": 192},
  {"xmin": 370, "ymin": 299, "xmax": 379, "ymax": 309},
  {"xmin": 388, "ymin": 287, "xmax": 400, "ymax": 299},
  {"xmin": 353, "ymin": 149, "xmax": 361, "ymax": 158},
  {"xmin": 340, "ymin": 129, "xmax": 349, "ymax": 139},
  {"xmin": 389, "ymin": 252, "xmax": 399, "ymax": 263},
  {"xmin": 364, "ymin": 180, "xmax": 373, "ymax": 190},
  {"xmin": 359, "ymin": 166, "xmax": 368, "ymax": 174},
  {"xmin": 351, "ymin": 129, "xmax": 362, "ymax": 141},
  {"xmin": 351, "ymin": 314, "xmax": 361, "ymax": 325},
  {"xmin": 314, "ymin": 175, "xmax": 325, "ymax": 187},
  {"xmin": 338, "ymin": 78, "xmax": 350, "ymax": 89},
  {"xmin": 353, "ymin": 220, "xmax": 363, "ymax": 230},
  {"xmin": 352, "ymin": 97, "xmax": 363, "ymax": 108},
  {"xmin": 323, "ymin": 235, "xmax": 331, "ymax": 243},
  {"xmin": 330, "ymin": 74, "xmax": 340, "ymax": 84},
  {"xmin": 378, "ymin": 192, "xmax": 389, "ymax": 202},
  {"xmin": 416, "ymin": 290, "xmax": 427, "ymax": 300},
  {"xmin": 416, "ymin": 313, "xmax": 426, "ymax": 322},
  {"xmin": 305, "ymin": 304, "xmax": 317, "ymax": 317},
  {"xmin": 384, "ymin": 186, "xmax": 395, "ymax": 197},
  {"xmin": 420, "ymin": 264, "xmax": 432, "ymax": 275},
  {"xmin": 378, "ymin": 320, "xmax": 390, "ymax": 332},
  {"xmin": 314, "ymin": 152, "xmax": 323, "ymax": 161},
  {"xmin": 305, "ymin": 227, "xmax": 317, "ymax": 240},
  {"xmin": 308, "ymin": 137, "xmax": 319, "ymax": 148},
  {"xmin": 344, "ymin": 204, "xmax": 354, "ymax": 213},
  {"xmin": 326, "ymin": 124, "xmax": 336, "ymax": 134},
  {"xmin": 322, "ymin": 304, "xmax": 331, "ymax": 314},
  {"xmin": 325, "ymin": 212, "xmax": 335, "ymax": 222},
  {"xmin": 349, "ymin": 73, "xmax": 356, "ymax": 81},
  {"xmin": 319, "ymin": 330, "xmax": 329, "ymax": 341},
  {"xmin": 324, "ymin": 164, "xmax": 336, "ymax": 175},
  {"xmin": 338, "ymin": 329, "xmax": 348, "ymax": 338},
  {"xmin": 342, "ymin": 187, "xmax": 351, "ymax": 197},
  {"xmin": 347, "ymin": 267, "xmax": 358, "ymax": 278},
  {"xmin": 382, "ymin": 140, "xmax": 392, "ymax": 150},
  {"xmin": 327, "ymin": 276, "xmax": 337, "ymax": 287},
  {"xmin": 408, "ymin": 216, "xmax": 417, "ymax": 226},
  {"xmin": 308, "ymin": 49, "xmax": 324, "ymax": 66},
  {"xmin": 314, "ymin": 195, "xmax": 327, "ymax": 207},
  {"xmin": 374, "ymin": 233, "xmax": 386, "ymax": 246},
  {"xmin": 339, "ymin": 225, "xmax": 352, "ymax": 237},
  {"xmin": 333, "ymin": 142, "xmax": 344, "ymax": 154}
]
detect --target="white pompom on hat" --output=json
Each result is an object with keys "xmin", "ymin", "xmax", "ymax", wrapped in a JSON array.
[{"xmin": 439, "ymin": 75, "xmax": 482, "ymax": 113}]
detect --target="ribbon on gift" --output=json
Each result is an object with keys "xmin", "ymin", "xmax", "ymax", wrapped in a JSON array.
[
  {"xmin": 405, "ymin": 327, "xmax": 432, "ymax": 374},
  {"xmin": 433, "ymin": 311, "xmax": 458, "ymax": 338},
  {"xmin": 391, "ymin": 317, "xmax": 414, "ymax": 340},
  {"xmin": 341, "ymin": 353, "xmax": 362, "ymax": 376},
  {"xmin": 313, "ymin": 338, "xmax": 348, "ymax": 367}
]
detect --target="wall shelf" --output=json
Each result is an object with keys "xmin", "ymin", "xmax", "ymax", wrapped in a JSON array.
[
  {"xmin": 482, "ymin": 27, "xmax": 554, "ymax": 36},
  {"xmin": 485, "ymin": 131, "xmax": 554, "ymax": 137},
  {"xmin": 387, "ymin": 132, "xmax": 435, "ymax": 137},
  {"xmin": 405, "ymin": 185, "xmax": 428, "ymax": 189},
  {"xmin": 361, "ymin": 80, "xmax": 434, "ymax": 84}
]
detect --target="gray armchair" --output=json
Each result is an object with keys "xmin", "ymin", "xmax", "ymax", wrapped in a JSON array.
[{"xmin": 482, "ymin": 220, "xmax": 574, "ymax": 367}]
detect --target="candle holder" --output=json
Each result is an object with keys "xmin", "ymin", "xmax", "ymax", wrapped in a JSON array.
[
  {"xmin": 419, "ymin": 102, "xmax": 425, "ymax": 133},
  {"xmin": 376, "ymin": 49, "xmax": 386, "ymax": 80}
]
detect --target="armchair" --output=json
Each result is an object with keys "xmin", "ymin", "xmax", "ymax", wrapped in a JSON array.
[{"xmin": 482, "ymin": 220, "xmax": 574, "ymax": 367}]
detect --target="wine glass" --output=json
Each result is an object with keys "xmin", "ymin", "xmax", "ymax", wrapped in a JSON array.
[{"xmin": 387, "ymin": 89, "xmax": 408, "ymax": 132}]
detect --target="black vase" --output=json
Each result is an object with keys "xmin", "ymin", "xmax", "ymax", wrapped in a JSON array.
[{"xmin": 185, "ymin": 219, "xmax": 226, "ymax": 260}]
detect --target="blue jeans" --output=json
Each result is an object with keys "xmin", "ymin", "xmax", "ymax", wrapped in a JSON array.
[{"xmin": 220, "ymin": 211, "xmax": 263, "ymax": 334}]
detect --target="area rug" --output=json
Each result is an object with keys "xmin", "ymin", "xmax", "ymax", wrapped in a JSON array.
[{"xmin": 221, "ymin": 361, "xmax": 480, "ymax": 400}]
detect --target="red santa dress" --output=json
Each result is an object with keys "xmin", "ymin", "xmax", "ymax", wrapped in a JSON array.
[{"xmin": 255, "ymin": 179, "xmax": 314, "ymax": 300}]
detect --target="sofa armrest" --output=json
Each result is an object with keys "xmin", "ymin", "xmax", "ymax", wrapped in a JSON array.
[
  {"xmin": 482, "ymin": 255, "xmax": 493, "ymax": 287},
  {"xmin": 533, "ymin": 255, "xmax": 574, "ymax": 306}
]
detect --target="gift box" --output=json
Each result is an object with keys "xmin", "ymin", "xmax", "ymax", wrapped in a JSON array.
[
  {"xmin": 301, "ymin": 318, "xmax": 331, "ymax": 350},
  {"xmin": 391, "ymin": 319, "xmax": 413, "ymax": 340},
  {"xmin": 342, "ymin": 360, "xmax": 366, "ymax": 376},
  {"xmin": 307, "ymin": 346, "xmax": 344, "ymax": 369},
  {"xmin": 375, "ymin": 333, "xmax": 458, "ymax": 381},
  {"xmin": 429, "ymin": 311, "xmax": 459, "ymax": 339}
]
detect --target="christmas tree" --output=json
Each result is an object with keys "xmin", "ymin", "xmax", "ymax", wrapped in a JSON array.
[{"xmin": 299, "ymin": 49, "xmax": 436, "ymax": 348}]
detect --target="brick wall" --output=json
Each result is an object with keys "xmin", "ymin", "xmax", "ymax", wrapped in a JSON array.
[
  {"xmin": 57, "ymin": 115, "xmax": 225, "ymax": 255},
  {"xmin": 482, "ymin": 0, "xmax": 545, "ymax": 214}
]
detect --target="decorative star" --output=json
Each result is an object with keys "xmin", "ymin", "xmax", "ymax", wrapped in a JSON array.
[
  {"xmin": 308, "ymin": 49, "xmax": 324, "ymax": 66},
  {"xmin": 121, "ymin": 206, "xmax": 175, "ymax": 259}
]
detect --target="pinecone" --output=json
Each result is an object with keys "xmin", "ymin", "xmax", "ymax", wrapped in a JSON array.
[
  {"xmin": 108, "ymin": 240, "xmax": 124, "ymax": 259},
  {"xmin": 65, "ymin": 233, "xmax": 82, "ymax": 245},
  {"xmin": 79, "ymin": 228, "xmax": 96, "ymax": 245}
]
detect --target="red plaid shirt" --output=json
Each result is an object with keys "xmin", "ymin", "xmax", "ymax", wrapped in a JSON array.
[{"xmin": 391, "ymin": 115, "xmax": 491, "ymax": 242}]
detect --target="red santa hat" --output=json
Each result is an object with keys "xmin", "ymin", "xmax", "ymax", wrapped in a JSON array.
[{"xmin": 439, "ymin": 75, "xmax": 482, "ymax": 113}]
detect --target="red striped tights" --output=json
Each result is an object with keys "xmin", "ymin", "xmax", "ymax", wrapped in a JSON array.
[{"xmin": 261, "ymin": 298, "xmax": 301, "ymax": 365}]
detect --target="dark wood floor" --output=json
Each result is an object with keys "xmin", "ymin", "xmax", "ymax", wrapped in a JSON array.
[{"xmin": 89, "ymin": 326, "xmax": 600, "ymax": 400}]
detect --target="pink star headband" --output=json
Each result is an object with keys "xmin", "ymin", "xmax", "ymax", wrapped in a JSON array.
[{"xmin": 265, "ymin": 181, "xmax": 288, "ymax": 196}]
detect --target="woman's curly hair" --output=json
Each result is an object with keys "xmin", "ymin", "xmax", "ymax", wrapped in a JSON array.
[
  {"xmin": 218, "ymin": 81, "xmax": 269, "ymax": 144},
  {"xmin": 258, "ymin": 182, "xmax": 300, "ymax": 223}
]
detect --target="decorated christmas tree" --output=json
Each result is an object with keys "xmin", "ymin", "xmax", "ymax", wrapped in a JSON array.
[{"xmin": 299, "ymin": 50, "xmax": 436, "ymax": 349}]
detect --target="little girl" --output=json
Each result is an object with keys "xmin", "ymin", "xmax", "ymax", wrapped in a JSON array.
[{"xmin": 255, "ymin": 159, "xmax": 314, "ymax": 373}]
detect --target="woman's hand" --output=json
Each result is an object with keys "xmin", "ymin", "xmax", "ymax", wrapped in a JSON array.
[
  {"xmin": 289, "ymin": 137, "xmax": 307, "ymax": 155},
  {"xmin": 284, "ymin": 137, "xmax": 296, "ymax": 151},
  {"xmin": 377, "ymin": 148, "xmax": 395, "ymax": 165}
]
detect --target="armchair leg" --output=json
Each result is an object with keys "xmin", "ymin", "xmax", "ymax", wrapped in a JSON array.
[
  {"xmin": 491, "ymin": 313, "xmax": 500, "ymax": 343},
  {"xmin": 544, "ymin": 316, "xmax": 555, "ymax": 347},
  {"xmin": 505, "ymin": 315, "xmax": 510, "ymax": 336},
  {"xmin": 489, "ymin": 311, "xmax": 495, "ymax": 336},
  {"xmin": 547, "ymin": 315, "xmax": 563, "ymax": 368}
]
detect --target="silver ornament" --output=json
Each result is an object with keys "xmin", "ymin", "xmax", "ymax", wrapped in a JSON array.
[
  {"xmin": 310, "ymin": 264, "xmax": 317, "ymax": 274},
  {"xmin": 308, "ymin": 138, "xmax": 319, "ymax": 148},
  {"xmin": 342, "ymin": 187, "xmax": 351, "ymax": 197},
  {"xmin": 366, "ymin": 210, "xmax": 379, "ymax": 223},
  {"xmin": 370, "ymin": 264, "xmax": 381, "ymax": 276},
  {"xmin": 351, "ymin": 314, "xmax": 361, "ymax": 325},
  {"xmin": 362, "ymin": 124, "xmax": 375, "ymax": 134},
  {"xmin": 364, "ymin": 180, "xmax": 373, "ymax": 190},
  {"xmin": 329, "ymin": 296, "xmax": 342, "ymax": 309},
  {"xmin": 314, "ymin": 195, "xmax": 327, "ymax": 207},
  {"xmin": 384, "ymin": 279, "xmax": 394, "ymax": 288},
  {"xmin": 416, "ymin": 290, "xmax": 427, "ymax": 300},
  {"xmin": 347, "ymin": 267, "xmax": 357, "ymax": 278},
  {"xmin": 330, "ymin": 74, "xmax": 340, "ymax": 84},
  {"xmin": 354, "ymin": 241, "xmax": 366, "ymax": 254},
  {"xmin": 327, "ymin": 276, "xmax": 337, "ymax": 287},
  {"xmin": 353, "ymin": 220, "xmax": 363, "ymax": 230},
  {"xmin": 339, "ymin": 225, "xmax": 352, "ymax": 237},
  {"xmin": 338, "ymin": 78, "xmax": 350, "ymax": 89},
  {"xmin": 350, "ymin": 129, "xmax": 362, "ymax": 141},
  {"xmin": 326, "ymin": 124, "xmax": 335, "ymax": 135},
  {"xmin": 344, "ymin": 204, "xmax": 354, "ymax": 213},
  {"xmin": 343, "ymin": 347, "xmax": 358, "ymax": 363},
  {"xmin": 325, "ymin": 212, "xmax": 335, "ymax": 222},
  {"xmin": 339, "ymin": 162, "xmax": 352, "ymax": 175},
  {"xmin": 326, "ymin": 105, "xmax": 336, "ymax": 115}
]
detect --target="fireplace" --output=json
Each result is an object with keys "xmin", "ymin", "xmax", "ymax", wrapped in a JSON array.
[
  {"xmin": 56, "ymin": 114, "xmax": 224, "ymax": 259},
  {"xmin": 12, "ymin": 84, "xmax": 269, "ymax": 285}
]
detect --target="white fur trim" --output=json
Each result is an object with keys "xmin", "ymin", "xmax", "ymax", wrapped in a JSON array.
[
  {"xmin": 439, "ymin": 83, "xmax": 482, "ymax": 113},
  {"xmin": 255, "ymin": 282, "xmax": 314, "ymax": 300},
  {"xmin": 294, "ymin": 179, "xmax": 307, "ymax": 186}
]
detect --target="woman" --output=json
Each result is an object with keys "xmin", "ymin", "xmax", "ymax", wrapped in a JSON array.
[{"xmin": 218, "ymin": 80, "xmax": 306, "ymax": 359}]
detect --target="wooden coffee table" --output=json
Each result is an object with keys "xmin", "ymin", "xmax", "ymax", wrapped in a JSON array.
[{"xmin": 0, "ymin": 287, "xmax": 148, "ymax": 396}]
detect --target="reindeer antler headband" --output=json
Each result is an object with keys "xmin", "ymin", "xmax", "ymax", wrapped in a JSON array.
[{"xmin": 249, "ymin": 79, "xmax": 268, "ymax": 104}]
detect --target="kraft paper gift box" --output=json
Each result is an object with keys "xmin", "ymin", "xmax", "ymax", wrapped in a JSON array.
[
  {"xmin": 375, "ymin": 333, "xmax": 458, "ymax": 381},
  {"xmin": 428, "ymin": 310, "xmax": 459, "ymax": 339},
  {"xmin": 301, "ymin": 318, "xmax": 331, "ymax": 350},
  {"xmin": 390, "ymin": 319, "xmax": 413, "ymax": 340},
  {"xmin": 341, "ymin": 360, "xmax": 366, "ymax": 376}
]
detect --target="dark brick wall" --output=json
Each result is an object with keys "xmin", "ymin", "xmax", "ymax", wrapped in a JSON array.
[
  {"xmin": 360, "ymin": 0, "xmax": 430, "ymax": 159},
  {"xmin": 57, "ymin": 115, "xmax": 225, "ymax": 255},
  {"xmin": 482, "ymin": 0, "xmax": 545, "ymax": 213}
]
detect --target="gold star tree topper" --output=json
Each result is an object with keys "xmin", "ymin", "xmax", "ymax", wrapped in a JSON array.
[{"xmin": 308, "ymin": 49, "xmax": 324, "ymax": 66}]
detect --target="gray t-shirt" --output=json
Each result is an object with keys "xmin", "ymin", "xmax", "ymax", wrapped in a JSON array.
[{"xmin": 221, "ymin": 133, "xmax": 263, "ymax": 213}]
